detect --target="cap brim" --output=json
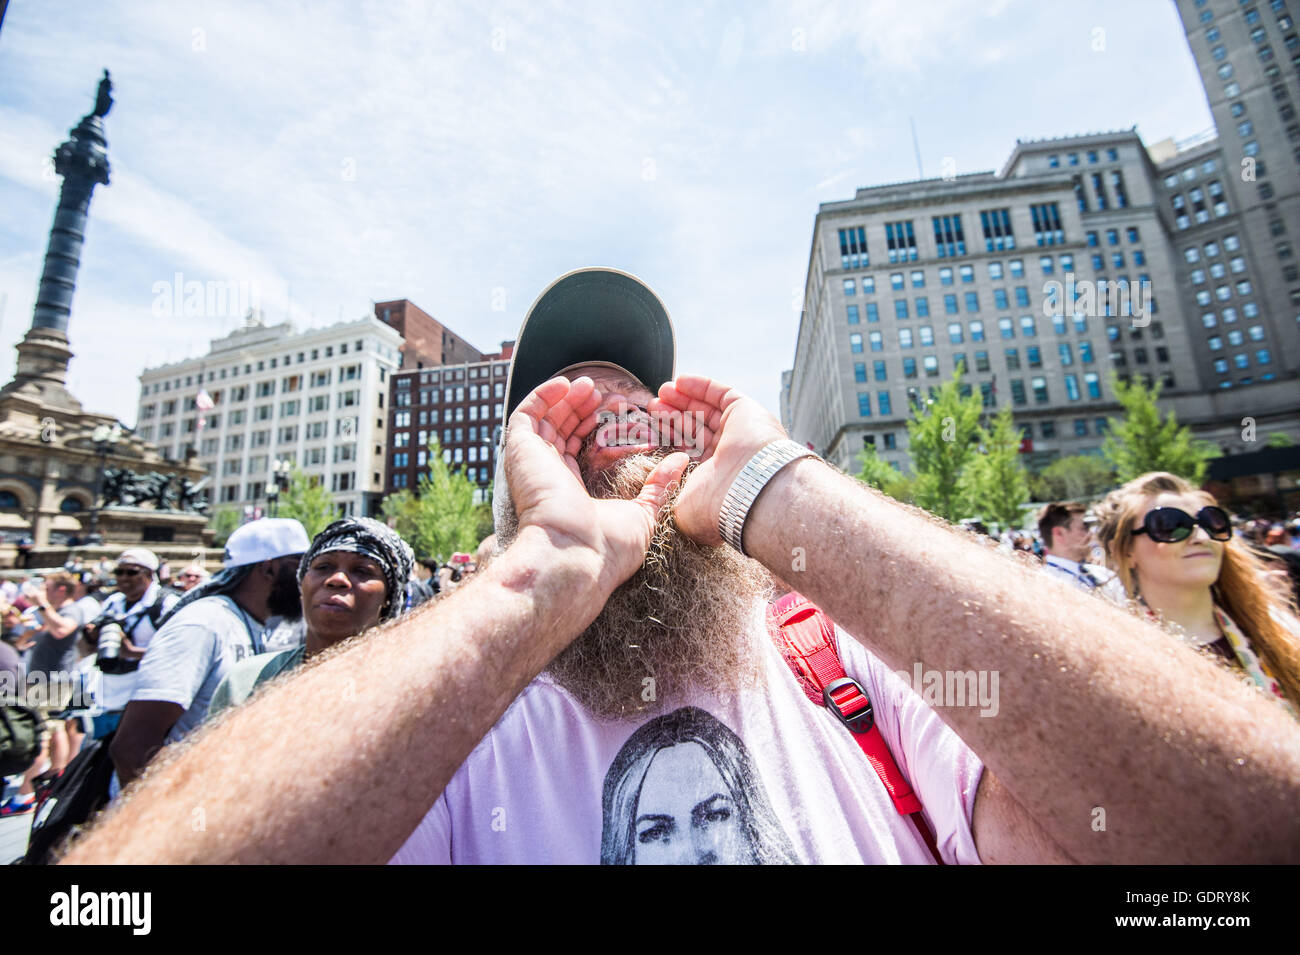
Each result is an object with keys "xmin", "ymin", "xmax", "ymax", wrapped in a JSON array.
[{"xmin": 504, "ymin": 268, "xmax": 675, "ymax": 425}]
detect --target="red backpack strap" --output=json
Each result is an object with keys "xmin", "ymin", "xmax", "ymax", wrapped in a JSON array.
[{"xmin": 768, "ymin": 591, "xmax": 945, "ymax": 865}]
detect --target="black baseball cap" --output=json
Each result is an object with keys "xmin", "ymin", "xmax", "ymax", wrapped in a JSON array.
[{"xmin": 503, "ymin": 268, "xmax": 675, "ymax": 424}]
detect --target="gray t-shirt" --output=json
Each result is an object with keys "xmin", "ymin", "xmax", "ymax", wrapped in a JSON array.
[
  {"xmin": 207, "ymin": 646, "xmax": 306, "ymax": 719},
  {"xmin": 130, "ymin": 595, "xmax": 265, "ymax": 744},
  {"xmin": 27, "ymin": 601, "xmax": 86, "ymax": 681}
]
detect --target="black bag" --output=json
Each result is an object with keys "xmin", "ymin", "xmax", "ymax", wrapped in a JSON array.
[
  {"xmin": 22, "ymin": 732, "xmax": 116, "ymax": 865},
  {"xmin": 0, "ymin": 703, "xmax": 42, "ymax": 777}
]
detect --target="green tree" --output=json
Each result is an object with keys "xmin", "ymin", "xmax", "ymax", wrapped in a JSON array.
[
  {"xmin": 276, "ymin": 465, "xmax": 340, "ymax": 538},
  {"xmin": 207, "ymin": 505, "xmax": 242, "ymax": 547},
  {"xmin": 381, "ymin": 439, "xmax": 486, "ymax": 562},
  {"xmin": 960, "ymin": 407, "xmax": 1031, "ymax": 531},
  {"xmin": 906, "ymin": 366, "xmax": 983, "ymax": 522},
  {"xmin": 1029, "ymin": 454, "xmax": 1116, "ymax": 503},
  {"xmin": 1102, "ymin": 375, "xmax": 1216, "ymax": 484},
  {"xmin": 1267, "ymin": 432, "xmax": 1294, "ymax": 449},
  {"xmin": 855, "ymin": 444, "xmax": 914, "ymax": 503}
]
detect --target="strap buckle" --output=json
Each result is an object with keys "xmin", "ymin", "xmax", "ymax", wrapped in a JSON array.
[{"xmin": 823, "ymin": 677, "xmax": 874, "ymax": 734}]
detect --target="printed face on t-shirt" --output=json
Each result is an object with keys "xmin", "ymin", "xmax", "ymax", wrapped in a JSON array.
[
  {"xmin": 600, "ymin": 706, "xmax": 800, "ymax": 865},
  {"xmin": 633, "ymin": 742, "xmax": 745, "ymax": 865}
]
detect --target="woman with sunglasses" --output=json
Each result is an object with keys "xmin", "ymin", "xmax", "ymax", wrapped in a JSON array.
[{"xmin": 1093, "ymin": 471, "xmax": 1300, "ymax": 717}]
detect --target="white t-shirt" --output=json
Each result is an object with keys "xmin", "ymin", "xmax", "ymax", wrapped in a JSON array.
[
  {"xmin": 93, "ymin": 584, "xmax": 181, "ymax": 712},
  {"xmin": 391, "ymin": 605, "xmax": 985, "ymax": 865},
  {"xmin": 130, "ymin": 595, "xmax": 266, "ymax": 744}
]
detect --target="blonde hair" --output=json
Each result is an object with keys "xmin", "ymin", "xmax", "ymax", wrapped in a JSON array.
[{"xmin": 1093, "ymin": 472, "xmax": 1300, "ymax": 710}]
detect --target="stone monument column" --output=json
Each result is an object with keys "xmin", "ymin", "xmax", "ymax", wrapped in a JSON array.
[{"xmin": 3, "ymin": 71, "xmax": 114, "ymax": 411}]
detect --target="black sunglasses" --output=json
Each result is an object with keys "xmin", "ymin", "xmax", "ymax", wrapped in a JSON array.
[
  {"xmin": 113, "ymin": 567, "xmax": 143, "ymax": 578},
  {"xmin": 1133, "ymin": 506, "xmax": 1231, "ymax": 544}
]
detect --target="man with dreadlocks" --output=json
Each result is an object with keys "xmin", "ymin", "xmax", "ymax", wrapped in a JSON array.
[
  {"xmin": 207, "ymin": 517, "xmax": 415, "ymax": 717},
  {"xmin": 110, "ymin": 518, "xmax": 310, "ymax": 787}
]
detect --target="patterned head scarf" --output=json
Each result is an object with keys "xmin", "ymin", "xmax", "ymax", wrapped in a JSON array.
[{"xmin": 297, "ymin": 517, "xmax": 415, "ymax": 622}]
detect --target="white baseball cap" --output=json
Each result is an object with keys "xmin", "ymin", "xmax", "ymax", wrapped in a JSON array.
[
  {"xmin": 222, "ymin": 518, "xmax": 311, "ymax": 568},
  {"xmin": 116, "ymin": 548, "xmax": 160, "ymax": 572}
]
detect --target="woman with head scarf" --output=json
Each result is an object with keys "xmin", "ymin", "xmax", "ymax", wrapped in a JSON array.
[{"xmin": 207, "ymin": 517, "xmax": 415, "ymax": 718}]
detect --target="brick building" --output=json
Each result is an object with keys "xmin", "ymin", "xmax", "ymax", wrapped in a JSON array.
[
  {"xmin": 385, "ymin": 341, "xmax": 515, "ymax": 503},
  {"xmin": 374, "ymin": 299, "xmax": 485, "ymax": 370}
]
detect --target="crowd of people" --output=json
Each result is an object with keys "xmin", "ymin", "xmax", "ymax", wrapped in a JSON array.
[{"xmin": 2, "ymin": 267, "xmax": 1298, "ymax": 865}]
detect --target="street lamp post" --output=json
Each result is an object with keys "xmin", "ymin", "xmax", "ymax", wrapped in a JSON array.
[
  {"xmin": 267, "ymin": 459, "xmax": 290, "ymax": 517},
  {"xmin": 86, "ymin": 422, "xmax": 122, "ymax": 543}
]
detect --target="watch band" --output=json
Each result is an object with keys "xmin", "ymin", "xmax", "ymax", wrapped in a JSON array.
[{"xmin": 718, "ymin": 439, "xmax": 821, "ymax": 556}]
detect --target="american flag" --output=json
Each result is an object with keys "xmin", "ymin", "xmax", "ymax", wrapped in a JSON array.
[{"xmin": 195, "ymin": 389, "xmax": 214, "ymax": 431}]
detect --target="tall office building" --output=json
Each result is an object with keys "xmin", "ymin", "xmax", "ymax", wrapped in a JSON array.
[
  {"xmin": 136, "ymin": 315, "xmax": 404, "ymax": 519},
  {"xmin": 786, "ymin": 5, "xmax": 1300, "ymax": 477},
  {"xmin": 1173, "ymin": 0, "xmax": 1300, "ymax": 376}
]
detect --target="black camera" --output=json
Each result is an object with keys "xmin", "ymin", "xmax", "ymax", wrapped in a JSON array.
[{"xmin": 93, "ymin": 615, "xmax": 138, "ymax": 674}]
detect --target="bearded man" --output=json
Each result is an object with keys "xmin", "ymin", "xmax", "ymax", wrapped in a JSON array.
[
  {"xmin": 68, "ymin": 270, "xmax": 1300, "ymax": 864},
  {"xmin": 110, "ymin": 518, "xmax": 309, "ymax": 787}
]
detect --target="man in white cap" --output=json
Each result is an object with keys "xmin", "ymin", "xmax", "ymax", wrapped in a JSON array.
[
  {"xmin": 110, "ymin": 518, "xmax": 309, "ymax": 786},
  {"xmin": 80, "ymin": 548, "xmax": 181, "ymax": 741}
]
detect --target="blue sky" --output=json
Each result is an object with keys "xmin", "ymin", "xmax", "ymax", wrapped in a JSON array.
[{"xmin": 0, "ymin": 0, "xmax": 1214, "ymax": 426}]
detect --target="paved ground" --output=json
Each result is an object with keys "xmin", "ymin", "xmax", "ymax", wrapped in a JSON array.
[{"xmin": 1, "ymin": 807, "xmax": 34, "ymax": 863}]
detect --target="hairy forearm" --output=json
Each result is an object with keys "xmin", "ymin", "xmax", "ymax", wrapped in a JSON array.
[
  {"xmin": 746, "ymin": 458, "xmax": 1300, "ymax": 863},
  {"xmin": 63, "ymin": 525, "xmax": 607, "ymax": 864}
]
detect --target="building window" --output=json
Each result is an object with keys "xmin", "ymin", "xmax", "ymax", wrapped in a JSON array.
[
  {"xmin": 869, "ymin": 332, "xmax": 883, "ymax": 352},
  {"xmin": 847, "ymin": 305, "xmax": 860, "ymax": 325},
  {"xmin": 1010, "ymin": 379, "xmax": 1026, "ymax": 405},
  {"xmin": 1092, "ymin": 173, "xmax": 1109, "ymax": 211},
  {"xmin": 923, "ymin": 356, "xmax": 940, "ymax": 378},
  {"xmin": 894, "ymin": 300, "xmax": 909, "ymax": 319},
  {"xmin": 850, "ymin": 333, "xmax": 864, "ymax": 354},
  {"xmin": 903, "ymin": 357, "xmax": 917, "ymax": 378},
  {"xmin": 943, "ymin": 294, "xmax": 958, "ymax": 314},
  {"xmin": 838, "ymin": 226, "xmax": 869, "ymax": 269},
  {"xmin": 844, "ymin": 278, "xmax": 856, "ymax": 296},
  {"xmin": 1020, "ymin": 316, "xmax": 1037, "ymax": 337},
  {"xmin": 898, "ymin": 329, "xmax": 914, "ymax": 349},
  {"xmin": 932, "ymin": 215, "xmax": 966, "ymax": 257},
  {"xmin": 1032, "ymin": 377, "xmax": 1049, "ymax": 403},
  {"xmin": 948, "ymin": 322, "xmax": 964, "ymax": 344},
  {"xmin": 915, "ymin": 297, "xmax": 930, "ymax": 317},
  {"xmin": 919, "ymin": 325, "xmax": 935, "ymax": 346},
  {"xmin": 878, "ymin": 392, "xmax": 893, "ymax": 416},
  {"xmin": 885, "ymin": 220, "xmax": 918, "ymax": 263},
  {"xmin": 854, "ymin": 362, "xmax": 867, "ymax": 383},
  {"xmin": 858, "ymin": 393, "xmax": 872, "ymax": 417},
  {"xmin": 873, "ymin": 360, "xmax": 887, "ymax": 381},
  {"xmin": 964, "ymin": 292, "xmax": 980, "ymax": 312}
]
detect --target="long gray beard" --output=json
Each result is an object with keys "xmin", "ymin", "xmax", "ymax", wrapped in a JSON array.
[{"xmin": 499, "ymin": 452, "xmax": 775, "ymax": 721}]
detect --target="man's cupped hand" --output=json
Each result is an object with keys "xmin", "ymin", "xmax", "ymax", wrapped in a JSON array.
[{"xmin": 506, "ymin": 376, "xmax": 690, "ymax": 594}]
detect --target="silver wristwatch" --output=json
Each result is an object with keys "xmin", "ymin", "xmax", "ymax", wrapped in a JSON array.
[{"xmin": 717, "ymin": 439, "xmax": 821, "ymax": 555}]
